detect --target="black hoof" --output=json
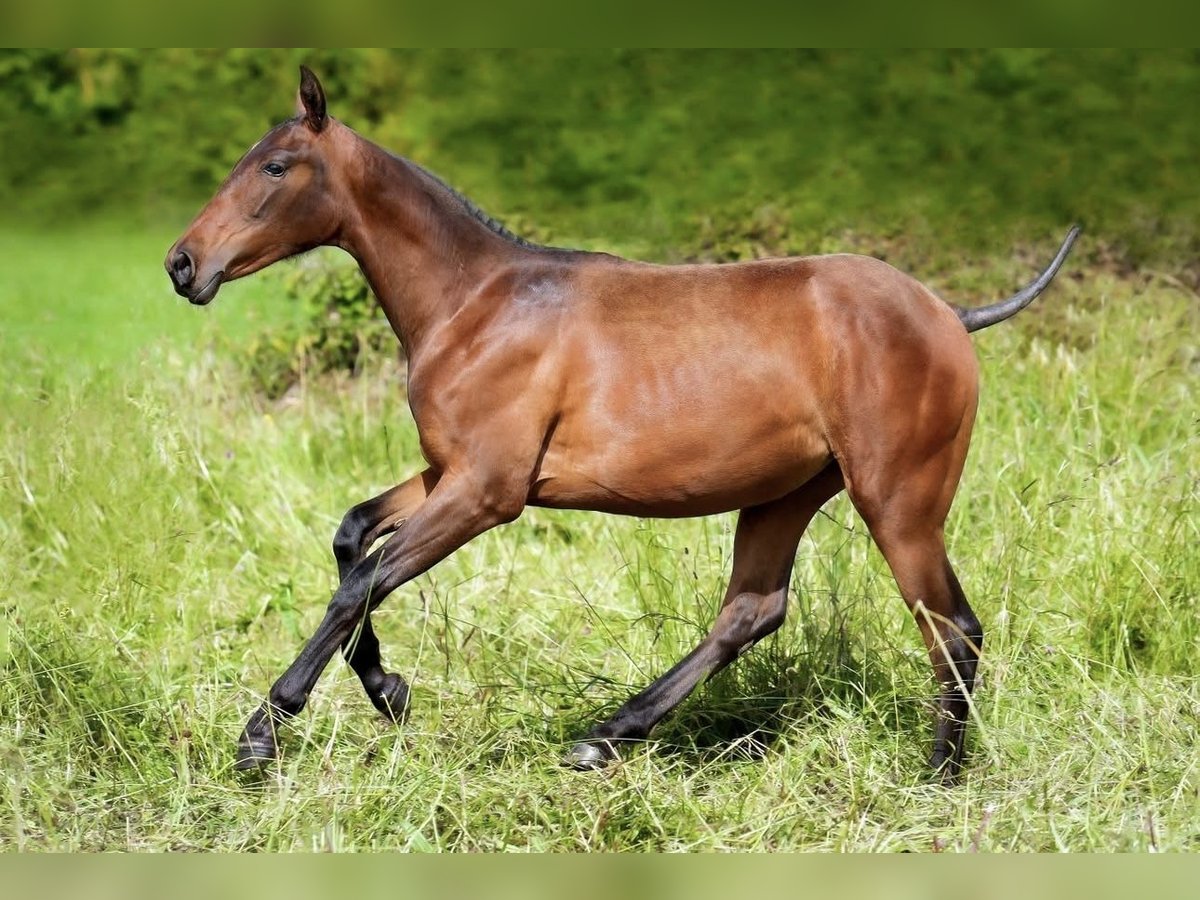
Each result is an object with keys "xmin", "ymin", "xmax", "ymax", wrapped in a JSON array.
[
  {"xmin": 235, "ymin": 731, "xmax": 278, "ymax": 771},
  {"xmin": 371, "ymin": 673, "xmax": 410, "ymax": 723},
  {"xmin": 562, "ymin": 740, "xmax": 617, "ymax": 771}
]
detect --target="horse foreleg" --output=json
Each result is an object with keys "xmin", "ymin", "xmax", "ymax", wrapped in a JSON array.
[
  {"xmin": 332, "ymin": 470, "xmax": 438, "ymax": 720},
  {"xmin": 237, "ymin": 471, "xmax": 523, "ymax": 769}
]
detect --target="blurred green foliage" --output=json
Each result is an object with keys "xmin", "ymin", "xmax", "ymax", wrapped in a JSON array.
[
  {"xmin": 3, "ymin": 49, "xmax": 1198, "ymax": 269},
  {"xmin": 246, "ymin": 250, "xmax": 393, "ymax": 398}
]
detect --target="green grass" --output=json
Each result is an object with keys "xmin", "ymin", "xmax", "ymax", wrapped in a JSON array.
[
  {"xmin": 0, "ymin": 223, "xmax": 295, "ymax": 372},
  {"xmin": 1, "ymin": 227, "xmax": 1197, "ymax": 851}
]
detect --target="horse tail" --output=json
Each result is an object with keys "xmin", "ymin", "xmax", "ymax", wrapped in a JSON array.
[{"xmin": 953, "ymin": 226, "xmax": 1080, "ymax": 333}]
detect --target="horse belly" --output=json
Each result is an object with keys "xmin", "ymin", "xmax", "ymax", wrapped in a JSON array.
[{"xmin": 529, "ymin": 380, "xmax": 830, "ymax": 517}]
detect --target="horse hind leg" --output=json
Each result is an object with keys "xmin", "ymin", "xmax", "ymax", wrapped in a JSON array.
[
  {"xmin": 840, "ymin": 424, "xmax": 982, "ymax": 781},
  {"xmin": 870, "ymin": 524, "xmax": 982, "ymax": 779},
  {"xmin": 565, "ymin": 463, "xmax": 844, "ymax": 769}
]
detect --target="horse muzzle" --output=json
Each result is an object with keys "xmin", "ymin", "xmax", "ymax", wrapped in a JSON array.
[{"xmin": 166, "ymin": 246, "xmax": 224, "ymax": 305}]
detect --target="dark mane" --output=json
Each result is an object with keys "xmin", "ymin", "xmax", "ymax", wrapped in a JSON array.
[{"xmin": 402, "ymin": 157, "xmax": 547, "ymax": 250}]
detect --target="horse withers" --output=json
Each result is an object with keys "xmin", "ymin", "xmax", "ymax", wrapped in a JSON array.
[{"xmin": 167, "ymin": 67, "xmax": 1078, "ymax": 780}]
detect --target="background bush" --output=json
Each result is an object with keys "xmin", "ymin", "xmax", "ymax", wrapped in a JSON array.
[
  {"xmin": 3, "ymin": 49, "xmax": 1199, "ymax": 271},
  {"xmin": 245, "ymin": 252, "xmax": 393, "ymax": 398},
  {"xmin": 8, "ymin": 49, "xmax": 1198, "ymax": 387}
]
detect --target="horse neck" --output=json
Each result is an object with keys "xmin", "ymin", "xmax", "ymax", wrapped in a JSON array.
[{"xmin": 334, "ymin": 131, "xmax": 518, "ymax": 359}]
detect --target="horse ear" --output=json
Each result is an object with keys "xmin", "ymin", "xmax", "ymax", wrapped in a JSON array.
[{"xmin": 297, "ymin": 65, "xmax": 327, "ymax": 133}]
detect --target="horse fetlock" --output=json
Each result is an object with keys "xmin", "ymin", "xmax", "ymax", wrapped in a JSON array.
[{"xmin": 265, "ymin": 687, "xmax": 307, "ymax": 720}]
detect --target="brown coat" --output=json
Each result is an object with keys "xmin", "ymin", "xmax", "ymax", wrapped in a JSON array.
[{"xmin": 167, "ymin": 68, "xmax": 1077, "ymax": 779}]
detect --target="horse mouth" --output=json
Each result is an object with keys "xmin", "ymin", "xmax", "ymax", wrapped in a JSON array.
[{"xmin": 190, "ymin": 271, "xmax": 224, "ymax": 306}]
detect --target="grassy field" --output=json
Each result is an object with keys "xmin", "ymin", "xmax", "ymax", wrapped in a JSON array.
[{"xmin": 1, "ymin": 220, "xmax": 1196, "ymax": 851}]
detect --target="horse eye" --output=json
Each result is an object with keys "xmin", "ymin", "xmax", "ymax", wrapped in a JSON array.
[{"xmin": 263, "ymin": 162, "xmax": 286, "ymax": 177}]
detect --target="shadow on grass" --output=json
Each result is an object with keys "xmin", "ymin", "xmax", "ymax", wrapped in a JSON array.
[
  {"xmin": 522, "ymin": 613, "xmax": 934, "ymax": 771},
  {"xmin": 655, "ymin": 642, "xmax": 930, "ymax": 768}
]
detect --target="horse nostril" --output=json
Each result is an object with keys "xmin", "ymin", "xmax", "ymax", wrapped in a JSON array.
[{"xmin": 171, "ymin": 249, "xmax": 195, "ymax": 286}]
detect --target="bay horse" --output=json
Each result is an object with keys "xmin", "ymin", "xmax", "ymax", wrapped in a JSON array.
[{"xmin": 167, "ymin": 67, "xmax": 1078, "ymax": 780}]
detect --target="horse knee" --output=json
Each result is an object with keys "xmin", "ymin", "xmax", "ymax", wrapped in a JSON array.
[
  {"xmin": 333, "ymin": 505, "xmax": 370, "ymax": 568},
  {"xmin": 325, "ymin": 578, "xmax": 371, "ymax": 627}
]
